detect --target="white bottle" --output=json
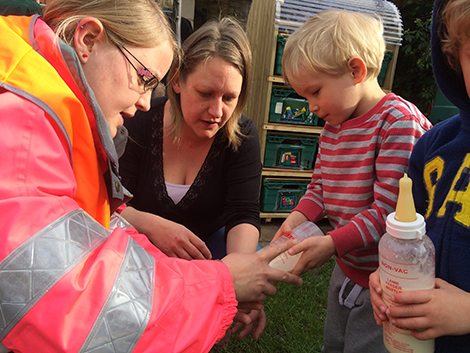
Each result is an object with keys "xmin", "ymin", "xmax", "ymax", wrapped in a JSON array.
[
  {"xmin": 379, "ymin": 173, "xmax": 435, "ymax": 353},
  {"xmin": 259, "ymin": 221, "xmax": 324, "ymax": 271}
]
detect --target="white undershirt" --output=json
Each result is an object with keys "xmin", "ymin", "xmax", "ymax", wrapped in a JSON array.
[{"xmin": 165, "ymin": 181, "xmax": 191, "ymax": 204}]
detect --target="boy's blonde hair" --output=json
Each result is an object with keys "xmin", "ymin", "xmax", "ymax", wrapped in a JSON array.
[
  {"xmin": 440, "ymin": 0, "xmax": 470, "ymax": 72},
  {"xmin": 167, "ymin": 17, "xmax": 252, "ymax": 150},
  {"xmin": 282, "ymin": 9, "xmax": 385, "ymax": 82},
  {"xmin": 43, "ymin": 0, "xmax": 175, "ymax": 50}
]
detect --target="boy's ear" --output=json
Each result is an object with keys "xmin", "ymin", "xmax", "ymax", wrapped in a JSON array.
[
  {"xmin": 347, "ymin": 57, "xmax": 367, "ymax": 84},
  {"xmin": 74, "ymin": 17, "xmax": 106, "ymax": 63}
]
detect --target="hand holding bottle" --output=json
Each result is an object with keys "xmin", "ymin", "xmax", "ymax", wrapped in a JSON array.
[
  {"xmin": 260, "ymin": 221, "xmax": 328, "ymax": 275},
  {"xmin": 386, "ymin": 278, "xmax": 470, "ymax": 340},
  {"xmin": 378, "ymin": 173, "xmax": 435, "ymax": 352},
  {"xmin": 288, "ymin": 233, "xmax": 335, "ymax": 275},
  {"xmin": 272, "ymin": 210, "xmax": 309, "ymax": 242},
  {"xmin": 221, "ymin": 239, "xmax": 303, "ymax": 303},
  {"xmin": 369, "ymin": 268, "xmax": 388, "ymax": 326}
]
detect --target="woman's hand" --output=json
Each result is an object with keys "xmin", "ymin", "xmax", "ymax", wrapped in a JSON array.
[
  {"xmin": 221, "ymin": 239, "xmax": 303, "ymax": 303},
  {"xmin": 148, "ymin": 221, "xmax": 211, "ymax": 260},
  {"xmin": 120, "ymin": 207, "xmax": 211, "ymax": 260}
]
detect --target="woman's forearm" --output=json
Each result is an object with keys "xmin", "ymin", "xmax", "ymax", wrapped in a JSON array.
[{"xmin": 226, "ymin": 223, "xmax": 260, "ymax": 254}]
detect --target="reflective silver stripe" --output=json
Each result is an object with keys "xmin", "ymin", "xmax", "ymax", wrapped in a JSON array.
[
  {"xmin": 0, "ymin": 209, "xmax": 110, "ymax": 340},
  {"xmin": 109, "ymin": 212, "xmax": 133, "ymax": 231},
  {"xmin": 80, "ymin": 237, "xmax": 155, "ymax": 353}
]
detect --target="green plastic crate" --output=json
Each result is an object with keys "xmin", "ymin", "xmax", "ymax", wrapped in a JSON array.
[
  {"xmin": 268, "ymin": 87, "xmax": 322, "ymax": 126},
  {"xmin": 264, "ymin": 132, "xmax": 318, "ymax": 170},
  {"xmin": 269, "ymin": 86, "xmax": 296, "ymax": 121},
  {"xmin": 261, "ymin": 178, "xmax": 310, "ymax": 212},
  {"xmin": 274, "ymin": 34, "xmax": 288, "ymax": 76},
  {"xmin": 280, "ymin": 98, "xmax": 316, "ymax": 125},
  {"xmin": 378, "ymin": 50, "xmax": 394, "ymax": 86}
]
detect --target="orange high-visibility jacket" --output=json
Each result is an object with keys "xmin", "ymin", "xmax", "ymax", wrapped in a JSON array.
[{"xmin": 0, "ymin": 15, "xmax": 236, "ymax": 353}]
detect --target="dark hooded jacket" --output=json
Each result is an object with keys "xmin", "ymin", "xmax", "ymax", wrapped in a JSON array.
[{"xmin": 408, "ymin": 0, "xmax": 470, "ymax": 351}]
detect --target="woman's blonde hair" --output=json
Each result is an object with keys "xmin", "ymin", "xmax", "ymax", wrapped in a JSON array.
[
  {"xmin": 440, "ymin": 0, "xmax": 470, "ymax": 72},
  {"xmin": 43, "ymin": 0, "xmax": 175, "ymax": 49},
  {"xmin": 282, "ymin": 9, "xmax": 385, "ymax": 83},
  {"xmin": 167, "ymin": 17, "xmax": 252, "ymax": 150}
]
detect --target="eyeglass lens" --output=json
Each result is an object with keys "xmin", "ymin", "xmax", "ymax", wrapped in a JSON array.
[{"xmin": 117, "ymin": 46, "xmax": 160, "ymax": 92}]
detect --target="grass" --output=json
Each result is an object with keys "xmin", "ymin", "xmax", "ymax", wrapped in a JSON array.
[{"xmin": 211, "ymin": 257, "xmax": 335, "ymax": 353}]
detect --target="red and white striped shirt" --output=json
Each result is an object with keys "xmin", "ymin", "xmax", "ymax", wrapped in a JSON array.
[{"xmin": 295, "ymin": 93, "xmax": 432, "ymax": 287}]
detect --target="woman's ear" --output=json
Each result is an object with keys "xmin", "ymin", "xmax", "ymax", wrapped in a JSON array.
[
  {"xmin": 348, "ymin": 57, "xmax": 367, "ymax": 84},
  {"xmin": 171, "ymin": 70, "xmax": 181, "ymax": 94},
  {"xmin": 74, "ymin": 17, "xmax": 106, "ymax": 63}
]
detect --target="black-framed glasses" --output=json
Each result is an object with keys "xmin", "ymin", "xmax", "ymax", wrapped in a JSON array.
[{"xmin": 117, "ymin": 46, "xmax": 160, "ymax": 92}]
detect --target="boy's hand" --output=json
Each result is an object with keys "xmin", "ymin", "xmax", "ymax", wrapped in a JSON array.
[
  {"xmin": 231, "ymin": 303, "xmax": 266, "ymax": 341},
  {"xmin": 272, "ymin": 211, "xmax": 308, "ymax": 241},
  {"xmin": 369, "ymin": 269, "xmax": 388, "ymax": 326},
  {"xmin": 288, "ymin": 233, "xmax": 336, "ymax": 275},
  {"xmin": 216, "ymin": 302, "xmax": 266, "ymax": 348},
  {"xmin": 387, "ymin": 278, "xmax": 470, "ymax": 340}
]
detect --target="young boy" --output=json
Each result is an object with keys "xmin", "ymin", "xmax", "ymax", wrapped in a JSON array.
[
  {"xmin": 273, "ymin": 9, "xmax": 432, "ymax": 352},
  {"xmin": 370, "ymin": 0, "xmax": 470, "ymax": 351}
]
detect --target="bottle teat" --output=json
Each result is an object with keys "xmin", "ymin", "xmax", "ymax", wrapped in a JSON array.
[
  {"xmin": 386, "ymin": 173, "xmax": 425, "ymax": 239},
  {"xmin": 394, "ymin": 173, "xmax": 417, "ymax": 223}
]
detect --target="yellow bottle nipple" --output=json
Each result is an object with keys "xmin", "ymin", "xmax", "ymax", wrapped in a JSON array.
[{"xmin": 394, "ymin": 173, "xmax": 417, "ymax": 222}]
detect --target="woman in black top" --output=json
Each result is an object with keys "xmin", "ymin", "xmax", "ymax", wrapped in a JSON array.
[{"xmin": 119, "ymin": 17, "xmax": 262, "ymax": 261}]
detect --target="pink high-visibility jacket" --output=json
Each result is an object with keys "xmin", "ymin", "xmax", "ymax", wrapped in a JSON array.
[{"xmin": 0, "ymin": 15, "xmax": 237, "ymax": 353}]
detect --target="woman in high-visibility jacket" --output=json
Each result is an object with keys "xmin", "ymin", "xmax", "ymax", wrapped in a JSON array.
[{"xmin": 0, "ymin": 1, "xmax": 302, "ymax": 352}]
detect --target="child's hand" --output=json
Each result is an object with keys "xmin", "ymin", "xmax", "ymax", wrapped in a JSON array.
[
  {"xmin": 272, "ymin": 211, "xmax": 308, "ymax": 242},
  {"xmin": 288, "ymin": 233, "xmax": 336, "ymax": 275},
  {"xmin": 387, "ymin": 278, "xmax": 470, "ymax": 340},
  {"xmin": 231, "ymin": 303, "xmax": 266, "ymax": 341},
  {"xmin": 369, "ymin": 269, "xmax": 388, "ymax": 326}
]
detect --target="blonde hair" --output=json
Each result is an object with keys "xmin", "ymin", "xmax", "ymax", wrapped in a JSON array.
[
  {"xmin": 167, "ymin": 17, "xmax": 252, "ymax": 150},
  {"xmin": 43, "ymin": 0, "xmax": 175, "ymax": 49},
  {"xmin": 440, "ymin": 0, "xmax": 470, "ymax": 72},
  {"xmin": 282, "ymin": 9, "xmax": 385, "ymax": 83}
]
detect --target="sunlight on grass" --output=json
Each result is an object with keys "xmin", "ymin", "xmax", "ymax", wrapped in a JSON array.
[{"xmin": 211, "ymin": 258, "xmax": 335, "ymax": 353}]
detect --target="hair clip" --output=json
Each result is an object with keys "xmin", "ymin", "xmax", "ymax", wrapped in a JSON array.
[{"xmin": 78, "ymin": 20, "xmax": 87, "ymax": 29}]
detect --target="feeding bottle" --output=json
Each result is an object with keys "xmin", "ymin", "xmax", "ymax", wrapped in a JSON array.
[
  {"xmin": 259, "ymin": 221, "xmax": 324, "ymax": 271},
  {"xmin": 379, "ymin": 173, "xmax": 435, "ymax": 353}
]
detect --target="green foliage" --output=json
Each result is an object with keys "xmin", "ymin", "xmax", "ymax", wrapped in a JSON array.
[
  {"xmin": 211, "ymin": 258, "xmax": 335, "ymax": 353},
  {"xmin": 390, "ymin": 0, "xmax": 436, "ymax": 114}
]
